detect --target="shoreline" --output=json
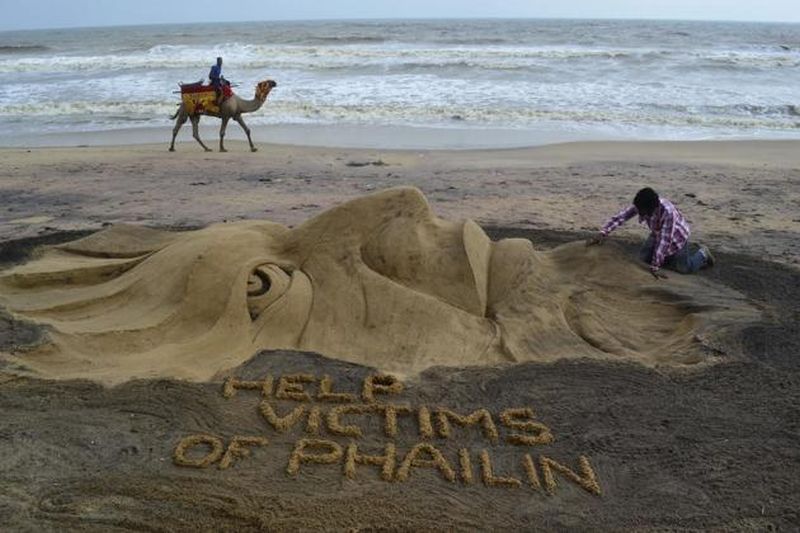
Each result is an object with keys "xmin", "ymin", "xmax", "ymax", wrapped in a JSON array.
[
  {"xmin": 0, "ymin": 124, "xmax": 608, "ymax": 151},
  {"xmin": 1, "ymin": 123, "xmax": 799, "ymax": 151},
  {"xmin": 4, "ymin": 136, "xmax": 800, "ymax": 162}
]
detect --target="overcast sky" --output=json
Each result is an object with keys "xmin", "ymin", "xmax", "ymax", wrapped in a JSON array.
[{"xmin": 1, "ymin": 0, "xmax": 798, "ymax": 31}]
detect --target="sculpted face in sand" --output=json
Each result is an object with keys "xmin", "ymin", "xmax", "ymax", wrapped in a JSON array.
[{"xmin": 0, "ymin": 188, "xmax": 756, "ymax": 384}]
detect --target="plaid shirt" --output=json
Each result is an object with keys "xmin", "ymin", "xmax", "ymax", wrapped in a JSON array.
[{"xmin": 600, "ymin": 198, "xmax": 690, "ymax": 270}]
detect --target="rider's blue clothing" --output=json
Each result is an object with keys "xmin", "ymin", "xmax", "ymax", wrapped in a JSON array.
[{"xmin": 209, "ymin": 64, "xmax": 222, "ymax": 87}]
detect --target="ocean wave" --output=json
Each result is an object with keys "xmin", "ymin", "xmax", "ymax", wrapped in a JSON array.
[
  {"xmin": 305, "ymin": 36, "xmax": 388, "ymax": 45},
  {"xmin": 1, "ymin": 99, "xmax": 797, "ymax": 133},
  {"xmin": 0, "ymin": 44, "xmax": 653, "ymax": 74},
  {"xmin": 646, "ymin": 103, "xmax": 800, "ymax": 118},
  {"xmin": 270, "ymin": 103, "xmax": 800, "ymax": 130},
  {"xmin": 716, "ymin": 104, "xmax": 800, "ymax": 117},
  {"xmin": 697, "ymin": 51, "xmax": 800, "ymax": 69},
  {"xmin": 437, "ymin": 38, "xmax": 510, "ymax": 45},
  {"xmin": 0, "ymin": 100, "xmax": 176, "ymax": 118},
  {"xmin": 3, "ymin": 42, "xmax": 797, "ymax": 75},
  {"xmin": 0, "ymin": 44, "xmax": 50, "ymax": 54}
]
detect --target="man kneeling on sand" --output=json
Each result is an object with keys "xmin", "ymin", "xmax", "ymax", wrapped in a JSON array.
[{"xmin": 587, "ymin": 187, "xmax": 714, "ymax": 279}]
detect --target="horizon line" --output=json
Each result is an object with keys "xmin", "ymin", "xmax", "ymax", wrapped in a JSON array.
[{"xmin": 3, "ymin": 15, "xmax": 800, "ymax": 33}]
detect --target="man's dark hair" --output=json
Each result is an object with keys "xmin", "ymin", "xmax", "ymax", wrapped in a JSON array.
[
  {"xmin": 216, "ymin": 57, "xmax": 223, "ymax": 65},
  {"xmin": 633, "ymin": 187, "xmax": 658, "ymax": 216},
  {"xmin": 633, "ymin": 187, "xmax": 659, "ymax": 216}
]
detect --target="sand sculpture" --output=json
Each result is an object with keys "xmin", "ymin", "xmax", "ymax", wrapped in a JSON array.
[{"xmin": 0, "ymin": 187, "xmax": 757, "ymax": 384}]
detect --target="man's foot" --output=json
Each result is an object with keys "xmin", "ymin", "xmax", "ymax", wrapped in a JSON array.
[{"xmin": 699, "ymin": 245, "xmax": 715, "ymax": 268}]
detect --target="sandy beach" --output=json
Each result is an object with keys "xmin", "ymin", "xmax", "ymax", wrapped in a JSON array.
[
  {"xmin": 3, "ymin": 139, "xmax": 800, "ymax": 264},
  {"xmin": 3, "ymin": 10, "xmax": 800, "ymax": 529},
  {"xmin": 1, "ymin": 138, "xmax": 800, "ymax": 530}
]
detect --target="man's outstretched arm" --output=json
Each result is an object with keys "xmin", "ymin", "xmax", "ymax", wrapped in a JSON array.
[{"xmin": 587, "ymin": 205, "xmax": 637, "ymax": 245}]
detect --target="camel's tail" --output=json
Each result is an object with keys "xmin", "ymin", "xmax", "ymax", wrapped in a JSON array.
[{"xmin": 169, "ymin": 105, "xmax": 181, "ymax": 120}]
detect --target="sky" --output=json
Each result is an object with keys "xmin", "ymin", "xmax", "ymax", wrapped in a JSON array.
[{"xmin": 0, "ymin": 0, "xmax": 798, "ymax": 31}]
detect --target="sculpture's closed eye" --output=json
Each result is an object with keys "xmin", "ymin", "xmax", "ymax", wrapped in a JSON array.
[{"xmin": 247, "ymin": 264, "xmax": 292, "ymax": 320}]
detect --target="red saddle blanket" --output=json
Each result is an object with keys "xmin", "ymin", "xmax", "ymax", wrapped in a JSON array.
[{"xmin": 179, "ymin": 84, "xmax": 234, "ymax": 114}]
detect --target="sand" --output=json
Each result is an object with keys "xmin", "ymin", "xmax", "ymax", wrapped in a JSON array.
[
  {"xmin": 1, "ymin": 140, "xmax": 799, "ymax": 265},
  {"xmin": 1, "ymin": 139, "xmax": 799, "ymax": 529},
  {"xmin": 0, "ymin": 187, "xmax": 760, "ymax": 384}
]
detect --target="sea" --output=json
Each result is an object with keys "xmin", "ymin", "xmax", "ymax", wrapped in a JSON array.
[{"xmin": 0, "ymin": 18, "xmax": 799, "ymax": 148}]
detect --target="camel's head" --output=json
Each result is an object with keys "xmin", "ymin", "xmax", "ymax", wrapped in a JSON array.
[{"xmin": 256, "ymin": 80, "xmax": 277, "ymax": 101}]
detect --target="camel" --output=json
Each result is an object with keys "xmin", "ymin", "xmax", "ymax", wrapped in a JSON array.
[{"xmin": 169, "ymin": 79, "xmax": 277, "ymax": 152}]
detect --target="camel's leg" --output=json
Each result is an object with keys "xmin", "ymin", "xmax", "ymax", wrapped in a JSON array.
[
  {"xmin": 191, "ymin": 116, "xmax": 212, "ymax": 152},
  {"xmin": 234, "ymin": 114, "xmax": 257, "ymax": 152},
  {"xmin": 219, "ymin": 116, "xmax": 230, "ymax": 152},
  {"xmin": 169, "ymin": 112, "xmax": 188, "ymax": 152}
]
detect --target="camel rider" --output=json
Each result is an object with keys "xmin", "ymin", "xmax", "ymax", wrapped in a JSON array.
[{"xmin": 209, "ymin": 57, "xmax": 224, "ymax": 105}]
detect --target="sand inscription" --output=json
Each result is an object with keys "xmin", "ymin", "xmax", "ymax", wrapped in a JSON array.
[{"xmin": 173, "ymin": 373, "xmax": 601, "ymax": 497}]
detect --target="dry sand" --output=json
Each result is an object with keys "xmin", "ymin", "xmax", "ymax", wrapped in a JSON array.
[
  {"xmin": 2, "ymin": 140, "xmax": 799, "ymax": 265},
  {"xmin": 1, "ymin": 139, "xmax": 799, "ymax": 530}
]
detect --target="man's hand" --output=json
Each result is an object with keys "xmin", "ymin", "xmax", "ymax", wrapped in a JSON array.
[
  {"xmin": 650, "ymin": 267, "xmax": 668, "ymax": 280},
  {"xmin": 586, "ymin": 233, "xmax": 606, "ymax": 246}
]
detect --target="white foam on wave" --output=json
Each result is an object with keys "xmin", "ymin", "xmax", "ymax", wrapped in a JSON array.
[
  {"xmin": 2, "ymin": 42, "xmax": 798, "ymax": 74},
  {"xmin": 1, "ymin": 19, "xmax": 798, "ymax": 144},
  {"xmin": 1, "ymin": 97, "xmax": 797, "ymax": 135}
]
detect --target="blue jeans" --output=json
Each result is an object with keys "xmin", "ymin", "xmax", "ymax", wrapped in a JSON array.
[{"xmin": 639, "ymin": 234, "xmax": 706, "ymax": 274}]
